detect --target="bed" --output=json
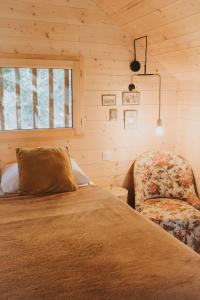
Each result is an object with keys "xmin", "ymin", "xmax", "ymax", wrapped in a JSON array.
[{"xmin": 1, "ymin": 185, "xmax": 200, "ymax": 300}]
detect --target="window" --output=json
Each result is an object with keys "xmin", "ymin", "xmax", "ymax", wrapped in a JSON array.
[{"xmin": 0, "ymin": 67, "xmax": 73, "ymax": 130}]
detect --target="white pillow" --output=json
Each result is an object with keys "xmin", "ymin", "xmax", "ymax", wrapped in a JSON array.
[
  {"xmin": 1, "ymin": 159, "xmax": 91, "ymax": 193},
  {"xmin": 1, "ymin": 163, "xmax": 19, "ymax": 193},
  {"xmin": 71, "ymin": 159, "xmax": 91, "ymax": 186}
]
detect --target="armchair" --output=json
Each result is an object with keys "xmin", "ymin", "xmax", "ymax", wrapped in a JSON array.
[{"xmin": 134, "ymin": 151, "xmax": 200, "ymax": 253}]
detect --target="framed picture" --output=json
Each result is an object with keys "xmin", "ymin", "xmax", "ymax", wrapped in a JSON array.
[
  {"xmin": 102, "ymin": 94, "xmax": 116, "ymax": 106},
  {"xmin": 109, "ymin": 108, "xmax": 117, "ymax": 121},
  {"xmin": 124, "ymin": 110, "xmax": 137, "ymax": 129},
  {"xmin": 122, "ymin": 91, "xmax": 140, "ymax": 105}
]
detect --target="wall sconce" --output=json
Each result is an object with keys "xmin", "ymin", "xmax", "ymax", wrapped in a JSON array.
[
  {"xmin": 130, "ymin": 35, "xmax": 147, "ymax": 74},
  {"xmin": 129, "ymin": 35, "xmax": 164, "ymax": 136}
]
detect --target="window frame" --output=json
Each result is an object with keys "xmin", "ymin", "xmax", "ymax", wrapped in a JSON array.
[{"xmin": 0, "ymin": 57, "xmax": 83, "ymax": 140}]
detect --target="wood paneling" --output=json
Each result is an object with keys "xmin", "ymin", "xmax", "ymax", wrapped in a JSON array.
[
  {"xmin": 23, "ymin": 0, "xmax": 98, "ymax": 9},
  {"xmin": 94, "ymin": 0, "xmax": 200, "ymax": 80},
  {"xmin": 94, "ymin": 0, "xmax": 141, "ymax": 15},
  {"xmin": 0, "ymin": 0, "xmax": 178, "ymax": 186},
  {"xmin": 0, "ymin": 0, "xmax": 112, "ymax": 25},
  {"xmin": 176, "ymin": 80, "xmax": 200, "ymax": 194}
]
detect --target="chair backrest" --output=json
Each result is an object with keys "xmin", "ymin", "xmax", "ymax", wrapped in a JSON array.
[{"xmin": 134, "ymin": 151, "xmax": 197, "ymax": 207}]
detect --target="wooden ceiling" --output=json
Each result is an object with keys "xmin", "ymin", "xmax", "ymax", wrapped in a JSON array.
[{"xmin": 93, "ymin": 0, "xmax": 200, "ymax": 80}]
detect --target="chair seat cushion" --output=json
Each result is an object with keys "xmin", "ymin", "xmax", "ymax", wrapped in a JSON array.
[{"xmin": 137, "ymin": 198, "xmax": 200, "ymax": 253}]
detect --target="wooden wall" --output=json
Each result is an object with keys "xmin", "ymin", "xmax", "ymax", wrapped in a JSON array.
[
  {"xmin": 93, "ymin": 0, "xmax": 200, "ymax": 189},
  {"xmin": 0, "ymin": 0, "xmax": 178, "ymax": 186},
  {"xmin": 95, "ymin": 0, "xmax": 200, "ymax": 80},
  {"xmin": 176, "ymin": 80, "xmax": 200, "ymax": 194}
]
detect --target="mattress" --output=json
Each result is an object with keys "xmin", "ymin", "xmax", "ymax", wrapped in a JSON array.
[{"xmin": 1, "ymin": 185, "xmax": 200, "ymax": 300}]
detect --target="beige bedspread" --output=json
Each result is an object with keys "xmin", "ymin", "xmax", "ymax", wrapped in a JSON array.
[{"xmin": 1, "ymin": 185, "xmax": 200, "ymax": 300}]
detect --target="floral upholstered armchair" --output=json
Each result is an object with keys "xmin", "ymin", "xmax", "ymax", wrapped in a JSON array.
[{"xmin": 134, "ymin": 151, "xmax": 200, "ymax": 253}]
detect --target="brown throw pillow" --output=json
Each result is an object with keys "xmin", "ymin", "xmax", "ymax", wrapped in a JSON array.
[{"xmin": 16, "ymin": 147, "xmax": 78, "ymax": 195}]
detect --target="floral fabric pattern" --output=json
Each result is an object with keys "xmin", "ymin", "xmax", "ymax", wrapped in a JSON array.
[
  {"xmin": 137, "ymin": 199, "xmax": 200, "ymax": 253},
  {"xmin": 134, "ymin": 151, "xmax": 200, "ymax": 253},
  {"xmin": 134, "ymin": 151, "xmax": 197, "ymax": 206}
]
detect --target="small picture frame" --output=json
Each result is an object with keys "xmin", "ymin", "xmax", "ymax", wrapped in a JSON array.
[
  {"xmin": 102, "ymin": 94, "xmax": 116, "ymax": 106},
  {"xmin": 109, "ymin": 108, "xmax": 117, "ymax": 121},
  {"xmin": 124, "ymin": 110, "xmax": 137, "ymax": 129},
  {"xmin": 122, "ymin": 91, "xmax": 140, "ymax": 105}
]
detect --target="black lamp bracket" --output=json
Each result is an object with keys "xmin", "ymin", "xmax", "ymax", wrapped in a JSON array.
[
  {"xmin": 132, "ymin": 35, "xmax": 148, "ymax": 74},
  {"xmin": 130, "ymin": 73, "xmax": 162, "ymax": 121},
  {"xmin": 129, "ymin": 36, "xmax": 162, "ymax": 125}
]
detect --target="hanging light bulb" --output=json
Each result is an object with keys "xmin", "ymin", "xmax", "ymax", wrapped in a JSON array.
[{"xmin": 155, "ymin": 118, "xmax": 164, "ymax": 136}]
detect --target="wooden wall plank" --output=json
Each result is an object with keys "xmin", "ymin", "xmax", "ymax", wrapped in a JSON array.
[
  {"xmin": 32, "ymin": 68, "xmax": 38, "ymax": 128},
  {"xmin": 138, "ymin": 12, "xmax": 200, "ymax": 45},
  {"xmin": 94, "ymin": 0, "xmax": 140, "ymax": 15},
  {"xmin": 0, "ymin": 0, "xmax": 112, "ymax": 25},
  {"xmin": 110, "ymin": 0, "xmax": 175, "ymax": 25},
  {"xmin": 0, "ymin": 37, "xmax": 131, "ymax": 60},
  {"xmin": 85, "ymin": 58, "xmax": 132, "ymax": 76},
  {"xmin": 84, "ymin": 74, "xmax": 177, "ymax": 92},
  {"xmin": 64, "ymin": 69, "xmax": 69, "ymax": 127},
  {"xmin": 15, "ymin": 68, "xmax": 21, "ymax": 129},
  {"xmin": 23, "ymin": 0, "xmax": 97, "ymax": 9},
  {"xmin": 0, "ymin": 68, "xmax": 5, "ymax": 130},
  {"xmin": 0, "ymin": 18, "xmax": 129, "ymax": 46},
  {"xmin": 79, "ymin": 24, "xmax": 129, "ymax": 46},
  {"xmin": 150, "ymin": 33, "xmax": 200, "ymax": 56},
  {"xmin": 0, "ymin": 19, "xmax": 80, "ymax": 42},
  {"xmin": 49, "ymin": 68, "xmax": 54, "ymax": 128}
]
